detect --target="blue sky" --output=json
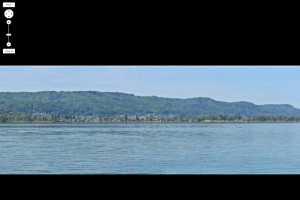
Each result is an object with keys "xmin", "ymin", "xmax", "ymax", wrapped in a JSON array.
[{"xmin": 0, "ymin": 66, "xmax": 299, "ymax": 108}]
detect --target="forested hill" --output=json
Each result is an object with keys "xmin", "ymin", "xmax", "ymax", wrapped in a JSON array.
[{"xmin": 0, "ymin": 91, "xmax": 300, "ymax": 116}]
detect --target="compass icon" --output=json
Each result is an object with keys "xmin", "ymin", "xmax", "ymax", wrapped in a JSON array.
[{"xmin": 4, "ymin": 9, "xmax": 14, "ymax": 19}]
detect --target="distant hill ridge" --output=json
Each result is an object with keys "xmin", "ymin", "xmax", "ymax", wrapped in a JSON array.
[{"xmin": 0, "ymin": 91, "xmax": 299, "ymax": 116}]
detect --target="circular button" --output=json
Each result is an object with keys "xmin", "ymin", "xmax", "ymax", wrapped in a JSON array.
[{"xmin": 4, "ymin": 9, "xmax": 14, "ymax": 19}]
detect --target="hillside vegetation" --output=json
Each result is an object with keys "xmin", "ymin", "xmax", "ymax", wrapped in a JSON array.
[{"xmin": 0, "ymin": 91, "xmax": 299, "ymax": 116}]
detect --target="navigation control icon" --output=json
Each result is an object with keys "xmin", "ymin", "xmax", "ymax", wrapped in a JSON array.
[{"xmin": 3, "ymin": 2, "xmax": 15, "ymax": 54}]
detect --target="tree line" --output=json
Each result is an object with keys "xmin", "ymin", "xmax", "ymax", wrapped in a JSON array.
[
  {"xmin": 1, "ymin": 91, "xmax": 300, "ymax": 116},
  {"xmin": 0, "ymin": 109, "xmax": 300, "ymax": 123}
]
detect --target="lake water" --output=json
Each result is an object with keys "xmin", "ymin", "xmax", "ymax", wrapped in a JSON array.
[{"xmin": 1, "ymin": 123, "xmax": 300, "ymax": 174}]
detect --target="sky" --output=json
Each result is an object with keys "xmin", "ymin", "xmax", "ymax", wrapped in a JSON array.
[{"xmin": 0, "ymin": 65, "xmax": 300, "ymax": 108}]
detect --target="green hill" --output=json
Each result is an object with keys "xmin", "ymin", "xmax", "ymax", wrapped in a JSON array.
[{"xmin": 0, "ymin": 91, "xmax": 299, "ymax": 116}]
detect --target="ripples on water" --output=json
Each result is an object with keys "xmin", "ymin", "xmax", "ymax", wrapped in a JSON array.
[{"xmin": 1, "ymin": 123, "xmax": 300, "ymax": 174}]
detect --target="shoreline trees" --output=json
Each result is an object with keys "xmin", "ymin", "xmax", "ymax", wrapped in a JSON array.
[{"xmin": 1, "ymin": 109, "xmax": 300, "ymax": 123}]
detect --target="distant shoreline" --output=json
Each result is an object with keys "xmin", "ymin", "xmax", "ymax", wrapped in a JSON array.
[
  {"xmin": 1, "ymin": 91, "xmax": 300, "ymax": 118},
  {"xmin": 1, "ymin": 121, "xmax": 300, "ymax": 124}
]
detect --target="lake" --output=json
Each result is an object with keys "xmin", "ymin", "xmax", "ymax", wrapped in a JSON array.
[{"xmin": 1, "ymin": 122, "xmax": 300, "ymax": 174}]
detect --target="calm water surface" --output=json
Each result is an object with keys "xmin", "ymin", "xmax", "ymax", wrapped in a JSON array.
[{"xmin": 1, "ymin": 123, "xmax": 300, "ymax": 174}]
